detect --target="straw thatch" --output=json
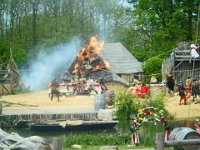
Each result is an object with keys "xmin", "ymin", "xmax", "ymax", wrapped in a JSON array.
[{"xmin": 100, "ymin": 43, "xmax": 143, "ymax": 74}]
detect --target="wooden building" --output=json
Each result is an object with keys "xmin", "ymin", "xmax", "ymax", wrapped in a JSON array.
[
  {"xmin": 0, "ymin": 57, "xmax": 20, "ymax": 95},
  {"xmin": 100, "ymin": 42, "xmax": 143, "ymax": 84},
  {"xmin": 162, "ymin": 42, "xmax": 200, "ymax": 82}
]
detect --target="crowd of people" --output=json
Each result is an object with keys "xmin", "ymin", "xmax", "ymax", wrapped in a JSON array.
[
  {"xmin": 48, "ymin": 75, "xmax": 108, "ymax": 101},
  {"xmin": 165, "ymin": 74, "xmax": 200, "ymax": 105},
  {"xmin": 128, "ymin": 81, "xmax": 150, "ymax": 99},
  {"xmin": 128, "ymin": 73, "xmax": 200, "ymax": 105}
]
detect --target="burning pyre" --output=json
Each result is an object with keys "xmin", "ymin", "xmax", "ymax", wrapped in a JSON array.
[{"xmin": 70, "ymin": 36, "xmax": 110, "ymax": 78}]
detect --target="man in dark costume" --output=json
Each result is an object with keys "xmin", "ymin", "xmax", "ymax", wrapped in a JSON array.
[
  {"xmin": 99, "ymin": 76, "xmax": 108, "ymax": 93},
  {"xmin": 51, "ymin": 78, "xmax": 60, "ymax": 101},
  {"xmin": 166, "ymin": 74, "xmax": 175, "ymax": 96}
]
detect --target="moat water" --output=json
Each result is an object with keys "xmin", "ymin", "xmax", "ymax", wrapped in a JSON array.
[{"xmin": 4, "ymin": 119, "xmax": 197, "ymax": 143}]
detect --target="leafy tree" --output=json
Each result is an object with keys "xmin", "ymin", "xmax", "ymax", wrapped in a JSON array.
[
  {"xmin": 114, "ymin": 0, "xmax": 200, "ymax": 79},
  {"xmin": 0, "ymin": 39, "xmax": 28, "ymax": 68},
  {"xmin": 143, "ymin": 57, "xmax": 163, "ymax": 82}
]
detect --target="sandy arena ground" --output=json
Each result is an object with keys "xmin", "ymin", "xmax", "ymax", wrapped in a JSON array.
[
  {"xmin": 0, "ymin": 90, "xmax": 199, "ymax": 119},
  {"xmin": 164, "ymin": 93, "xmax": 200, "ymax": 119},
  {"xmin": 0, "ymin": 90, "xmax": 95, "ymax": 115}
]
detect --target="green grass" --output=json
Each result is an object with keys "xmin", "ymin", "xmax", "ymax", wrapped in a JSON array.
[{"xmin": 62, "ymin": 145, "xmax": 173, "ymax": 150}]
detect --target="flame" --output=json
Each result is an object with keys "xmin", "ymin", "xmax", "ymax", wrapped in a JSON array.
[{"xmin": 72, "ymin": 36, "xmax": 109, "ymax": 76}]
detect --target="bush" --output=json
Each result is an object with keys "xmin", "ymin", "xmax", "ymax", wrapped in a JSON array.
[
  {"xmin": 115, "ymin": 90, "xmax": 140, "ymax": 120},
  {"xmin": 139, "ymin": 123, "xmax": 165, "ymax": 146},
  {"xmin": 62, "ymin": 131, "xmax": 129, "ymax": 148}
]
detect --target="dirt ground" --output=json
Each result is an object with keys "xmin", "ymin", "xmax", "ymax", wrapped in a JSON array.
[
  {"xmin": 164, "ymin": 93, "xmax": 200, "ymax": 119},
  {"xmin": 0, "ymin": 90, "xmax": 95, "ymax": 115},
  {"xmin": 0, "ymin": 90, "xmax": 199, "ymax": 119}
]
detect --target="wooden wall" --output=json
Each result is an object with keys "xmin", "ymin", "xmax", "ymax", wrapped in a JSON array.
[
  {"xmin": 174, "ymin": 60, "xmax": 200, "ymax": 83},
  {"xmin": 162, "ymin": 44, "xmax": 200, "ymax": 83},
  {"xmin": 119, "ymin": 73, "xmax": 143, "ymax": 83},
  {"xmin": 0, "ymin": 84, "xmax": 11, "ymax": 95}
]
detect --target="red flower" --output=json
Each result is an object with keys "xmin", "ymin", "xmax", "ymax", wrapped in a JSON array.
[
  {"xmin": 159, "ymin": 119, "xmax": 164, "ymax": 124},
  {"xmin": 146, "ymin": 111, "xmax": 151, "ymax": 115}
]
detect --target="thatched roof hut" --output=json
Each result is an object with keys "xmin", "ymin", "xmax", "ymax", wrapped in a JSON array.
[
  {"xmin": 100, "ymin": 42, "xmax": 143, "ymax": 74},
  {"xmin": 99, "ymin": 42, "xmax": 143, "ymax": 85},
  {"xmin": 68, "ymin": 42, "xmax": 143, "ymax": 86}
]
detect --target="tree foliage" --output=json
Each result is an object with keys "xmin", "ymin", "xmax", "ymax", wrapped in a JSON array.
[
  {"xmin": 115, "ymin": 0, "xmax": 200, "ymax": 78},
  {"xmin": 0, "ymin": 40, "xmax": 28, "ymax": 69},
  {"xmin": 0, "ymin": 0, "xmax": 200, "ymax": 79}
]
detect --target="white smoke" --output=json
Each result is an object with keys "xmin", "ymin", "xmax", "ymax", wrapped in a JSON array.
[{"xmin": 21, "ymin": 38, "xmax": 81, "ymax": 90}]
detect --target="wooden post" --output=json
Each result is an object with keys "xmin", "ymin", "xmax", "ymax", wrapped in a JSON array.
[
  {"xmin": 155, "ymin": 133, "xmax": 164, "ymax": 150},
  {"xmin": 53, "ymin": 137, "xmax": 61, "ymax": 150}
]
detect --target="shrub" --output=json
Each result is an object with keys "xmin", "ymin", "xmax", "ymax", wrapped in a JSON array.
[
  {"xmin": 62, "ymin": 131, "xmax": 129, "ymax": 148},
  {"xmin": 114, "ymin": 90, "xmax": 140, "ymax": 120}
]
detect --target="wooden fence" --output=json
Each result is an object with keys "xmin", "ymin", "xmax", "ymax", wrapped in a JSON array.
[
  {"xmin": 0, "ymin": 70, "xmax": 12, "ymax": 95},
  {"xmin": 155, "ymin": 133, "xmax": 200, "ymax": 150}
]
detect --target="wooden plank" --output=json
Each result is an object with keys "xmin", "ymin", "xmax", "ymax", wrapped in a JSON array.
[
  {"xmin": 175, "ymin": 59, "xmax": 192, "ymax": 61},
  {"xmin": 53, "ymin": 137, "xmax": 61, "ymax": 150},
  {"xmin": 175, "ymin": 55, "xmax": 190, "ymax": 58},
  {"xmin": 175, "ymin": 50, "xmax": 190, "ymax": 53},
  {"xmin": 165, "ymin": 139, "xmax": 200, "ymax": 147},
  {"xmin": 155, "ymin": 133, "xmax": 164, "ymax": 150},
  {"xmin": 175, "ymin": 61, "xmax": 183, "ymax": 69},
  {"xmin": 0, "ymin": 100, "xmax": 38, "ymax": 107}
]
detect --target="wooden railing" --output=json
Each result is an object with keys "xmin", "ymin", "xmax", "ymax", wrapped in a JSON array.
[
  {"xmin": 174, "ymin": 49, "xmax": 191, "ymax": 61},
  {"xmin": 155, "ymin": 133, "xmax": 200, "ymax": 150}
]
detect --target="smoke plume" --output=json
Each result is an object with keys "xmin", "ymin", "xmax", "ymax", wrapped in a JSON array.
[{"xmin": 21, "ymin": 38, "xmax": 81, "ymax": 90}]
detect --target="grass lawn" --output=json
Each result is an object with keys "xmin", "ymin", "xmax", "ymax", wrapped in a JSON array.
[{"xmin": 62, "ymin": 145, "xmax": 174, "ymax": 150}]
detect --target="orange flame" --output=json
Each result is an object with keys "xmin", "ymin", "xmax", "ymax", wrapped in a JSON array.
[{"xmin": 72, "ymin": 36, "xmax": 109, "ymax": 76}]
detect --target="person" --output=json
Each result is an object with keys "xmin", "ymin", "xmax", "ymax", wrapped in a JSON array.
[
  {"xmin": 79, "ymin": 75, "xmax": 87, "ymax": 94},
  {"xmin": 86, "ymin": 77, "xmax": 98, "ymax": 95},
  {"xmin": 71, "ymin": 76, "xmax": 80, "ymax": 95},
  {"xmin": 166, "ymin": 74, "xmax": 175, "ymax": 96},
  {"xmin": 50, "ymin": 78, "xmax": 60, "ymax": 101},
  {"xmin": 177, "ymin": 81, "xmax": 187, "ymax": 105},
  {"xmin": 194, "ymin": 117, "xmax": 200, "ymax": 134},
  {"xmin": 99, "ymin": 76, "xmax": 108, "ymax": 93},
  {"xmin": 139, "ymin": 83, "xmax": 150, "ymax": 98},
  {"xmin": 185, "ymin": 76, "xmax": 192, "ymax": 100},
  {"xmin": 128, "ymin": 81, "xmax": 141, "ymax": 97},
  {"xmin": 190, "ymin": 44, "xmax": 199, "ymax": 58},
  {"xmin": 191, "ymin": 78, "xmax": 199, "ymax": 102},
  {"xmin": 150, "ymin": 74, "xmax": 157, "ymax": 84}
]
